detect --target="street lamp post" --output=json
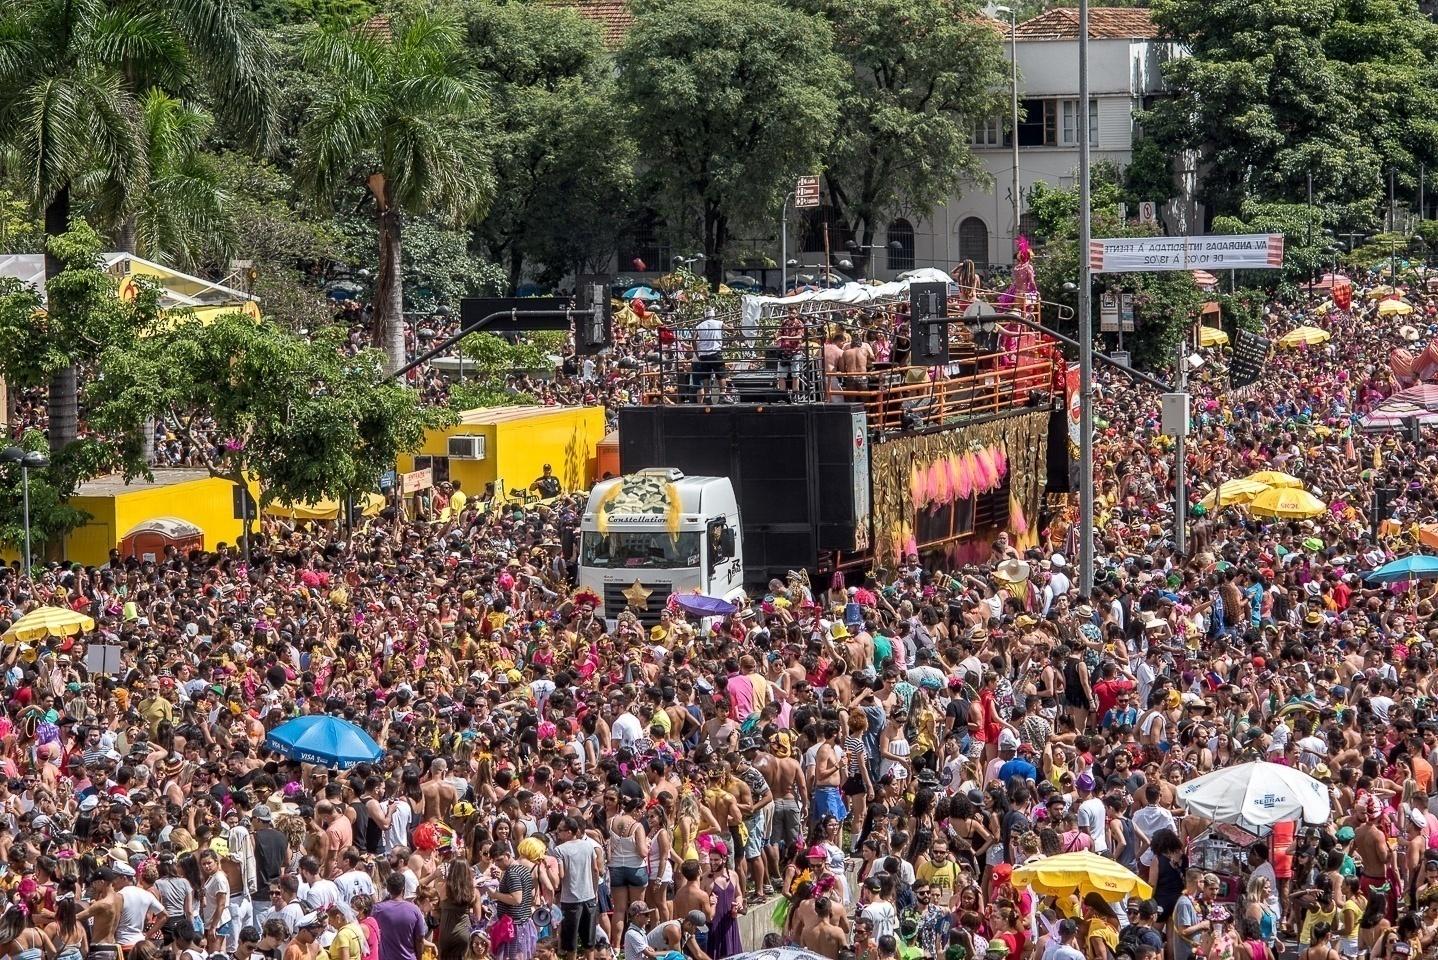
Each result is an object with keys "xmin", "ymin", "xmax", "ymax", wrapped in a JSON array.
[
  {"xmin": 781, "ymin": 191, "xmax": 795, "ymax": 294},
  {"xmin": 995, "ymin": 5, "xmax": 1021, "ymax": 250},
  {"xmin": 1077, "ymin": 0, "xmax": 1095, "ymax": 596},
  {"xmin": 0, "ymin": 447, "xmax": 49, "ymax": 575}
]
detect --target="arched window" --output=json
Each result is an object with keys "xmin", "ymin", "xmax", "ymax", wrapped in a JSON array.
[
  {"xmin": 958, "ymin": 217, "xmax": 990, "ymax": 267},
  {"xmin": 886, "ymin": 219, "xmax": 915, "ymax": 271}
]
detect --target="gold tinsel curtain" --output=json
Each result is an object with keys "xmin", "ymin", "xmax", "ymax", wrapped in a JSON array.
[{"xmin": 870, "ymin": 410, "xmax": 1050, "ymax": 564}]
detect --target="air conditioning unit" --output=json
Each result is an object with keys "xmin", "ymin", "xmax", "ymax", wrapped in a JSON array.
[{"xmin": 447, "ymin": 435, "xmax": 486, "ymax": 460}]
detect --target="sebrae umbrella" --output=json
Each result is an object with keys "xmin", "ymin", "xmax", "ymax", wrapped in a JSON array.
[
  {"xmin": 3, "ymin": 606, "xmax": 94, "ymax": 644},
  {"xmin": 1247, "ymin": 487, "xmax": 1326, "ymax": 519},
  {"xmin": 1175, "ymin": 761, "xmax": 1330, "ymax": 826},
  {"xmin": 1243, "ymin": 470, "xmax": 1303, "ymax": 489},
  {"xmin": 1012, "ymin": 851, "xmax": 1153, "ymax": 902},
  {"xmin": 1199, "ymin": 326, "xmax": 1229, "ymax": 347}
]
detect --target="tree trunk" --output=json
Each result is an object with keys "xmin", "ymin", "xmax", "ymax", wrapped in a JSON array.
[
  {"xmin": 43, "ymin": 186, "xmax": 78, "ymax": 451},
  {"xmin": 702, "ymin": 204, "xmax": 726, "ymax": 291},
  {"xmin": 115, "ymin": 214, "xmax": 137, "ymax": 257},
  {"xmin": 507, "ymin": 245, "xmax": 524, "ymax": 297},
  {"xmin": 376, "ymin": 207, "xmax": 406, "ymax": 376}
]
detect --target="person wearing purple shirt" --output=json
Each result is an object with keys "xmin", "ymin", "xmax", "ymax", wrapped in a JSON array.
[{"xmin": 371, "ymin": 874, "xmax": 426, "ymax": 960}]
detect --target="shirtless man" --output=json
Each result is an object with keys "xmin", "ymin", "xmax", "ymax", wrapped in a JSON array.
[
  {"xmin": 757, "ymin": 733, "xmax": 806, "ymax": 863},
  {"xmin": 1355, "ymin": 798, "xmax": 1400, "ymax": 918},
  {"xmin": 420, "ymin": 759, "xmax": 457, "ymax": 824},
  {"xmin": 671, "ymin": 860, "xmax": 712, "ymax": 932},
  {"xmin": 78, "ymin": 868, "xmax": 123, "ymax": 960},
  {"xmin": 801, "ymin": 897, "xmax": 849, "ymax": 960},
  {"xmin": 700, "ymin": 699, "xmax": 739, "ymax": 755},
  {"xmin": 810, "ymin": 721, "xmax": 846, "ymax": 825},
  {"xmin": 836, "ymin": 335, "xmax": 873, "ymax": 396}
]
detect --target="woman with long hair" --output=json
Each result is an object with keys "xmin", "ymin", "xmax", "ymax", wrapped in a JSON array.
[
  {"xmin": 644, "ymin": 804, "xmax": 674, "ymax": 920},
  {"xmin": 436, "ymin": 858, "xmax": 476, "ymax": 960},
  {"xmin": 43, "ymin": 891, "xmax": 85, "ymax": 960},
  {"xmin": 604, "ymin": 793, "xmax": 649, "ymax": 936}
]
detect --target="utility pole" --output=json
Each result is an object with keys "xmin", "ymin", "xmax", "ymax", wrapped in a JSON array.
[
  {"xmin": 1173, "ymin": 340, "xmax": 1188, "ymax": 555},
  {"xmin": 1306, "ymin": 172, "xmax": 1313, "ymax": 245},
  {"xmin": 1077, "ymin": 0, "xmax": 1095, "ymax": 597},
  {"xmin": 1422, "ymin": 163, "xmax": 1427, "ymax": 222},
  {"xmin": 1391, "ymin": 167, "xmax": 1397, "ymax": 232}
]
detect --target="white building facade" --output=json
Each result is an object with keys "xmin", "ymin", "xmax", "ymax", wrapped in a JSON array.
[{"xmin": 878, "ymin": 7, "xmax": 1183, "ymax": 276}]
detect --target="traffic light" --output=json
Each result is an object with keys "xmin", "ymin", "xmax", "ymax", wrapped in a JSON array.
[
  {"xmin": 909, "ymin": 281, "xmax": 949, "ymax": 366},
  {"xmin": 575, "ymin": 275, "xmax": 612, "ymax": 356}
]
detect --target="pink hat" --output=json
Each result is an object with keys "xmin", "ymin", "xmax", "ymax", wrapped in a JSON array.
[{"xmin": 807, "ymin": 845, "xmax": 827, "ymax": 860}]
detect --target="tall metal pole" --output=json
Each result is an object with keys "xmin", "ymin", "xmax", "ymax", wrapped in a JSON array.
[
  {"xmin": 1174, "ymin": 340, "xmax": 1188, "ymax": 556},
  {"xmin": 1009, "ymin": 8, "xmax": 1020, "ymax": 249},
  {"xmin": 781, "ymin": 192, "xmax": 792, "ymax": 293},
  {"xmin": 1306, "ymin": 173, "xmax": 1313, "ymax": 245},
  {"xmin": 1390, "ymin": 167, "xmax": 1397, "ymax": 232},
  {"xmin": 1077, "ymin": 0, "xmax": 1095, "ymax": 597},
  {"xmin": 20, "ymin": 465, "xmax": 31, "ymax": 575},
  {"xmin": 1422, "ymin": 163, "xmax": 1427, "ymax": 221}
]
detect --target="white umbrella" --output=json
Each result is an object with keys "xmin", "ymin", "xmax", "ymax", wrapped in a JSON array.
[{"xmin": 1174, "ymin": 761, "xmax": 1330, "ymax": 826}]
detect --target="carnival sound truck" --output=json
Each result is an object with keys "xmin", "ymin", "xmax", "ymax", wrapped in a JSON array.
[{"xmin": 578, "ymin": 468, "xmax": 746, "ymax": 621}]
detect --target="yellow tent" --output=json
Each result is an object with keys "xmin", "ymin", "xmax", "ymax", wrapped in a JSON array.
[
  {"xmin": 1276, "ymin": 326, "xmax": 1332, "ymax": 348},
  {"xmin": 3, "ymin": 606, "xmax": 94, "ymax": 643},
  {"xmin": 1243, "ymin": 470, "xmax": 1303, "ymax": 489},
  {"xmin": 1012, "ymin": 851, "xmax": 1153, "ymax": 902},
  {"xmin": 263, "ymin": 492, "xmax": 385, "ymax": 521},
  {"xmin": 1199, "ymin": 478, "xmax": 1270, "ymax": 509},
  {"xmin": 1199, "ymin": 326, "xmax": 1229, "ymax": 347},
  {"xmin": 1248, "ymin": 487, "xmax": 1327, "ymax": 519},
  {"xmin": 1378, "ymin": 298, "xmax": 1414, "ymax": 317}
]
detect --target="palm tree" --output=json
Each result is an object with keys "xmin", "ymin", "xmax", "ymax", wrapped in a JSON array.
[
  {"xmin": 0, "ymin": 0, "xmax": 273, "ymax": 450},
  {"xmin": 299, "ymin": 12, "xmax": 491, "ymax": 375}
]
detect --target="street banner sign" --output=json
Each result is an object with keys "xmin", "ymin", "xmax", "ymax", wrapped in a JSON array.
[
  {"xmin": 795, "ymin": 176, "xmax": 821, "ymax": 209},
  {"xmin": 1089, "ymin": 234, "xmax": 1284, "ymax": 273}
]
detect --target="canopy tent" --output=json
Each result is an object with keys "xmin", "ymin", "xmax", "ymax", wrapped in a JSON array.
[
  {"xmin": 0, "ymin": 251, "xmax": 260, "ymax": 323},
  {"xmin": 1360, "ymin": 383, "xmax": 1438, "ymax": 432},
  {"xmin": 1175, "ymin": 761, "xmax": 1330, "ymax": 826},
  {"xmin": 742, "ymin": 268, "xmax": 960, "ymax": 333}
]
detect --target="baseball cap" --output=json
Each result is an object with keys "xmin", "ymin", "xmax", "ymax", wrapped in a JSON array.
[
  {"xmin": 627, "ymin": 902, "xmax": 653, "ymax": 918},
  {"xmin": 685, "ymin": 910, "xmax": 710, "ymax": 934}
]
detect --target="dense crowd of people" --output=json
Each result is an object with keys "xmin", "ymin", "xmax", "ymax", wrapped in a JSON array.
[{"xmin": 3, "ymin": 269, "xmax": 1438, "ymax": 960}]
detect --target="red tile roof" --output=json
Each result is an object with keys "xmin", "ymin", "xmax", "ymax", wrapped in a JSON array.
[
  {"xmin": 549, "ymin": 0, "xmax": 633, "ymax": 47},
  {"xmin": 1013, "ymin": 7, "xmax": 1157, "ymax": 41}
]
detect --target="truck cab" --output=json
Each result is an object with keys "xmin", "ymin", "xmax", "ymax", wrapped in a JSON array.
[{"xmin": 578, "ymin": 468, "xmax": 744, "ymax": 622}]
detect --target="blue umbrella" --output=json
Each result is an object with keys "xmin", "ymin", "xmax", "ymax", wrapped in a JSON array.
[
  {"xmin": 1364, "ymin": 555, "xmax": 1438, "ymax": 583},
  {"xmin": 265, "ymin": 715, "xmax": 383, "ymax": 769},
  {"xmin": 674, "ymin": 594, "xmax": 739, "ymax": 618},
  {"xmin": 622, "ymin": 286, "xmax": 661, "ymax": 301}
]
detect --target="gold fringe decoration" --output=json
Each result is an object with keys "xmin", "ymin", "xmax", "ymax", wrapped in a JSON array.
[{"xmin": 871, "ymin": 410, "xmax": 1051, "ymax": 565}]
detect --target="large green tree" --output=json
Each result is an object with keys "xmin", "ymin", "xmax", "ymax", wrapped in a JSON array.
[
  {"xmin": 617, "ymin": 0, "xmax": 844, "ymax": 287},
  {"xmin": 804, "ymin": 0, "xmax": 1006, "ymax": 271},
  {"xmin": 463, "ymin": 0, "xmax": 635, "ymax": 293},
  {"xmin": 0, "ymin": 0, "xmax": 274, "ymax": 449},
  {"xmin": 1145, "ymin": 0, "xmax": 1438, "ymax": 220},
  {"xmin": 85, "ymin": 313, "xmax": 449, "ymax": 508},
  {"xmin": 298, "ymin": 11, "xmax": 492, "ymax": 375}
]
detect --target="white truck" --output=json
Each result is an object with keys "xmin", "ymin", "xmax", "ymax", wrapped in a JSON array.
[{"xmin": 578, "ymin": 468, "xmax": 744, "ymax": 622}]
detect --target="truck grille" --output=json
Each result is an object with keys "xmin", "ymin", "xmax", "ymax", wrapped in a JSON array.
[{"xmin": 603, "ymin": 581, "xmax": 673, "ymax": 623}]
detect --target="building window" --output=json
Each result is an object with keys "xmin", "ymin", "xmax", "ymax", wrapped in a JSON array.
[
  {"xmin": 1060, "ymin": 99, "xmax": 1098, "ymax": 146},
  {"xmin": 886, "ymin": 219, "xmax": 915, "ymax": 271},
  {"xmin": 1016, "ymin": 98, "xmax": 1097, "ymax": 147},
  {"xmin": 972, "ymin": 116, "xmax": 1009, "ymax": 147},
  {"xmin": 957, "ymin": 217, "xmax": 989, "ymax": 267}
]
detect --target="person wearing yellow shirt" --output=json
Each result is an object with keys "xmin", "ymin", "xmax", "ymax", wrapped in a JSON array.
[
  {"xmin": 448, "ymin": 482, "xmax": 467, "ymax": 516},
  {"xmin": 136, "ymin": 679, "xmax": 174, "ymax": 737},
  {"xmin": 323, "ymin": 905, "xmax": 366, "ymax": 960}
]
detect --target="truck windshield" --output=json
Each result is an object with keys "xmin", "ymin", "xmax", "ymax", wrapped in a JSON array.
[{"xmin": 580, "ymin": 531, "xmax": 701, "ymax": 569}]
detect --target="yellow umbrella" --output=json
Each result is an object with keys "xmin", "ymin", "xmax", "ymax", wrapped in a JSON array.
[
  {"xmin": 263, "ymin": 493, "xmax": 384, "ymax": 521},
  {"xmin": 3, "ymin": 606, "xmax": 95, "ymax": 643},
  {"xmin": 1243, "ymin": 470, "xmax": 1303, "ymax": 489},
  {"xmin": 1199, "ymin": 326, "xmax": 1229, "ymax": 346},
  {"xmin": 1276, "ymin": 326, "xmax": 1332, "ymax": 348},
  {"xmin": 1367, "ymin": 285, "xmax": 1397, "ymax": 300},
  {"xmin": 1199, "ymin": 478, "xmax": 1270, "ymax": 509},
  {"xmin": 1011, "ymin": 851, "xmax": 1153, "ymax": 902},
  {"xmin": 1248, "ymin": 487, "xmax": 1327, "ymax": 519},
  {"xmin": 1378, "ymin": 299, "xmax": 1414, "ymax": 317}
]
